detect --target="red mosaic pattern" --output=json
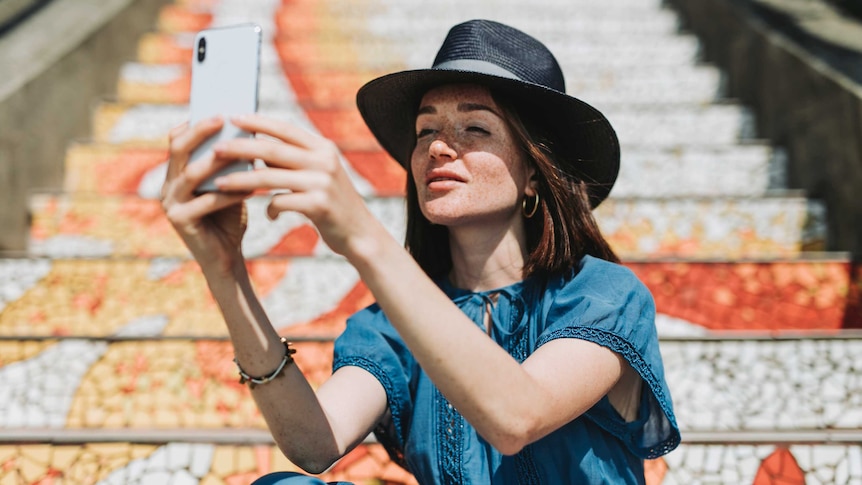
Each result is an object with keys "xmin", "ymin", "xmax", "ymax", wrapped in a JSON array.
[
  {"xmin": 625, "ymin": 260, "xmax": 862, "ymax": 330},
  {"xmin": 63, "ymin": 144, "xmax": 168, "ymax": 194},
  {"xmin": 753, "ymin": 448, "xmax": 805, "ymax": 485}
]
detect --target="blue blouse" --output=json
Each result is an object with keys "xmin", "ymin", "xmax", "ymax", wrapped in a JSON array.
[{"xmin": 333, "ymin": 255, "xmax": 680, "ymax": 484}]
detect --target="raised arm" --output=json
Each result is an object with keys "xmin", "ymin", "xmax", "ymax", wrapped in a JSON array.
[{"xmin": 160, "ymin": 117, "xmax": 387, "ymax": 472}]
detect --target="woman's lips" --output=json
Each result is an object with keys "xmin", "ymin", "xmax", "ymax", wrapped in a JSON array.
[{"xmin": 425, "ymin": 170, "xmax": 466, "ymax": 186}]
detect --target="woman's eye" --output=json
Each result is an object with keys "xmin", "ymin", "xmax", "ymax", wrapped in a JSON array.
[
  {"xmin": 417, "ymin": 128, "xmax": 435, "ymax": 138},
  {"xmin": 467, "ymin": 126, "xmax": 490, "ymax": 135}
]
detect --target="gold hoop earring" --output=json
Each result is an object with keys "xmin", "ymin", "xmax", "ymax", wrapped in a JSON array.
[{"xmin": 522, "ymin": 193, "xmax": 540, "ymax": 218}]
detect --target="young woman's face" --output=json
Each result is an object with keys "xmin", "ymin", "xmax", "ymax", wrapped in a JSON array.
[{"xmin": 410, "ymin": 84, "xmax": 534, "ymax": 228}]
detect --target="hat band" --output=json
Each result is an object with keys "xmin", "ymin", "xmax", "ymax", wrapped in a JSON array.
[{"xmin": 433, "ymin": 59, "xmax": 521, "ymax": 81}]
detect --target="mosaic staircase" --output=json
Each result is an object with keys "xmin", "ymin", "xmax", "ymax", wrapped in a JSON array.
[{"xmin": 2, "ymin": 0, "xmax": 861, "ymax": 483}]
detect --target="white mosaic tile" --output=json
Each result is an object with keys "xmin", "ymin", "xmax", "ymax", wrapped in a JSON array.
[
  {"xmin": 262, "ymin": 257, "xmax": 360, "ymax": 329},
  {"xmin": 0, "ymin": 340, "xmax": 108, "ymax": 428},
  {"xmin": 95, "ymin": 443, "xmax": 215, "ymax": 485},
  {"xmin": 662, "ymin": 339, "xmax": 862, "ymax": 432},
  {"xmin": 611, "ymin": 145, "xmax": 774, "ymax": 198},
  {"xmin": 0, "ymin": 259, "xmax": 52, "ymax": 313}
]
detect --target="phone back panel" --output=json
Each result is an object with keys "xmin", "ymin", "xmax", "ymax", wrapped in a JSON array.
[{"xmin": 189, "ymin": 24, "xmax": 262, "ymax": 190}]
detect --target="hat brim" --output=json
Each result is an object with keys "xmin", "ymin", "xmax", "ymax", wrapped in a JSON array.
[{"xmin": 356, "ymin": 68, "xmax": 620, "ymax": 208}]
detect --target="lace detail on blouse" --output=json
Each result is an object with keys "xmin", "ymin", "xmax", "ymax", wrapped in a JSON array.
[
  {"xmin": 436, "ymin": 389, "xmax": 464, "ymax": 484},
  {"xmin": 515, "ymin": 445, "xmax": 540, "ymax": 485}
]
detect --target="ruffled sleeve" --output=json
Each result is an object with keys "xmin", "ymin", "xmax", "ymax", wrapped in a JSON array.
[
  {"xmin": 332, "ymin": 304, "xmax": 417, "ymax": 464},
  {"xmin": 536, "ymin": 256, "xmax": 680, "ymax": 459}
]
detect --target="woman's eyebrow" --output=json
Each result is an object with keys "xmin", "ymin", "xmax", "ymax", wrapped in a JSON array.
[
  {"xmin": 458, "ymin": 102, "xmax": 501, "ymax": 117},
  {"xmin": 417, "ymin": 105, "xmax": 437, "ymax": 116}
]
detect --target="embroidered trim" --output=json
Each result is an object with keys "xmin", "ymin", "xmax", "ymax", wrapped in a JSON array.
[
  {"xmin": 536, "ymin": 327, "xmax": 681, "ymax": 459},
  {"xmin": 436, "ymin": 389, "xmax": 464, "ymax": 485},
  {"xmin": 515, "ymin": 444, "xmax": 540, "ymax": 485}
]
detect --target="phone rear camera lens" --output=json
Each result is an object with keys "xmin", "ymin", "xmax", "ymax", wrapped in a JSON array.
[{"xmin": 197, "ymin": 37, "xmax": 206, "ymax": 62}]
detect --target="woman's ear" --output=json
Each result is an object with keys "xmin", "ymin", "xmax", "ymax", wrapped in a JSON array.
[{"xmin": 525, "ymin": 174, "xmax": 539, "ymax": 197}]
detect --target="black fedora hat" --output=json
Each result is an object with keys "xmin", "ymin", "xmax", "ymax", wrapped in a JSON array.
[{"xmin": 356, "ymin": 19, "xmax": 620, "ymax": 208}]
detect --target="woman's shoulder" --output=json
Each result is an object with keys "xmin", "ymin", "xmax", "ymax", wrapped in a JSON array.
[
  {"xmin": 551, "ymin": 255, "xmax": 650, "ymax": 300},
  {"xmin": 345, "ymin": 302, "xmax": 397, "ymax": 333}
]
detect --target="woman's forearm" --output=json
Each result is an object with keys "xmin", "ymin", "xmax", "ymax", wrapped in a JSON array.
[{"xmin": 201, "ymin": 261, "xmax": 343, "ymax": 472}]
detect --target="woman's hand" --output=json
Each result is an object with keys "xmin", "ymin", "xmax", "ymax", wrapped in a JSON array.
[
  {"xmin": 210, "ymin": 114, "xmax": 379, "ymax": 259},
  {"xmin": 160, "ymin": 116, "xmax": 252, "ymax": 275}
]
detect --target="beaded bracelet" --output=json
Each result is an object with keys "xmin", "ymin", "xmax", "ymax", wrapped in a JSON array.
[{"xmin": 234, "ymin": 337, "xmax": 297, "ymax": 389}]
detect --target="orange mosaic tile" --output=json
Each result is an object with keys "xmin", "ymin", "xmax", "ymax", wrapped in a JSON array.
[
  {"xmin": 304, "ymin": 108, "xmax": 380, "ymax": 151},
  {"xmin": 0, "ymin": 259, "xmax": 350, "ymax": 338},
  {"xmin": 264, "ymin": 224, "xmax": 320, "ymax": 256},
  {"xmin": 285, "ymin": 71, "xmax": 382, "ymax": 109},
  {"xmin": 625, "ymin": 260, "xmax": 862, "ymax": 330},
  {"xmin": 274, "ymin": 6, "xmax": 375, "ymax": 43},
  {"xmin": 0, "ymin": 443, "xmax": 412, "ymax": 485},
  {"xmin": 0, "ymin": 341, "xmax": 53, "ymax": 367},
  {"xmin": 753, "ymin": 447, "xmax": 805, "ymax": 485},
  {"xmin": 63, "ymin": 340, "xmax": 333, "ymax": 430},
  {"xmin": 274, "ymin": 39, "xmax": 406, "ymax": 72},
  {"xmin": 29, "ymin": 195, "xmax": 186, "ymax": 258},
  {"xmin": 63, "ymin": 144, "xmax": 168, "ymax": 195},
  {"xmin": 341, "ymin": 151, "xmax": 406, "ymax": 197},
  {"xmin": 137, "ymin": 33, "xmax": 194, "ymax": 65},
  {"xmin": 157, "ymin": 4, "xmax": 213, "ymax": 34},
  {"xmin": 0, "ymin": 442, "xmax": 159, "ymax": 484}
]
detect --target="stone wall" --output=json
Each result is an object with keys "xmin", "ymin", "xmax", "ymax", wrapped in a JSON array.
[
  {"xmin": 667, "ymin": 0, "xmax": 862, "ymax": 257},
  {"xmin": 0, "ymin": 0, "xmax": 170, "ymax": 252}
]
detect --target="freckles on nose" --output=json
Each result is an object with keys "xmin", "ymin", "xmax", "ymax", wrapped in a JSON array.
[{"xmin": 430, "ymin": 139, "xmax": 455, "ymax": 158}]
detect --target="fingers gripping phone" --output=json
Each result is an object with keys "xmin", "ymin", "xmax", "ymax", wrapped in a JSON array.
[{"xmin": 189, "ymin": 24, "xmax": 262, "ymax": 192}]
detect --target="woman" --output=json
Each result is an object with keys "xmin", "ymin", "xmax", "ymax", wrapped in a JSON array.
[{"xmin": 161, "ymin": 19, "xmax": 680, "ymax": 484}]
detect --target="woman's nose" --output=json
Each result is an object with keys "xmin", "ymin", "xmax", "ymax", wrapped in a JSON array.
[{"xmin": 429, "ymin": 139, "xmax": 457, "ymax": 160}]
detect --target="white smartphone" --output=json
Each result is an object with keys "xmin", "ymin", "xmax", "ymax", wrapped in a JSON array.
[{"xmin": 188, "ymin": 23, "xmax": 262, "ymax": 192}]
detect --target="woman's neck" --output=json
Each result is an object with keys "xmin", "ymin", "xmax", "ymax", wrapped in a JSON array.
[{"xmin": 447, "ymin": 222, "xmax": 529, "ymax": 292}]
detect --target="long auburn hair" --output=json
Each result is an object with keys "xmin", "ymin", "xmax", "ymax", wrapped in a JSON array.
[{"xmin": 404, "ymin": 87, "xmax": 619, "ymax": 280}]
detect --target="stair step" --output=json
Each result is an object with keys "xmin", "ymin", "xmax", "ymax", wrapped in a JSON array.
[
  {"xmin": 61, "ymin": 142, "xmax": 404, "ymax": 199},
  {"xmin": 63, "ymin": 142, "xmax": 782, "ymax": 199},
  {"xmin": 0, "ymin": 441, "xmax": 414, "ymax": 484},
  {"xmin": 1, "ymin": 257, "xmax": 858, "ymax": 337},
  {"xmin": 0, "ymin": 257, "xmax": 369, "ymax": 338},
  {"xmin": 135, "ymin": 30, "xmax": 702, "ymax": 71},
  {"xmin": 117, "ymin": 63, "xmax": 297, "ymax": 107},
  {"xmin": 273, "ymin": 37, "xmax": 702, "ymax": 71},
  {"xmin": 0, "ymin": 339, "xmax": 331, "ymax": 429},
  {"xmin": 268, "ymin": 9, "xmax": 683, "ymax": 39},
  {"xmin": 90, "ymin": 101, "xmax": 756, "ymax": 151},
  {"xmin": 166, "ymin": 1, "xmax": 685, "ymax": 36},
  {"xmin": 28, "ymin": 193, "xmax": 825, "ymax": 260},
  {"xmin": 0, "ymin": 336, "xmax": 860, "ymax": 433},
  {"xmin": 0, "ymin": 440, "xmax": 860, "ymax": 484},
  {"xmin": 117, "ymin": 62, "xmax": 724, "ymax": 107}
]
